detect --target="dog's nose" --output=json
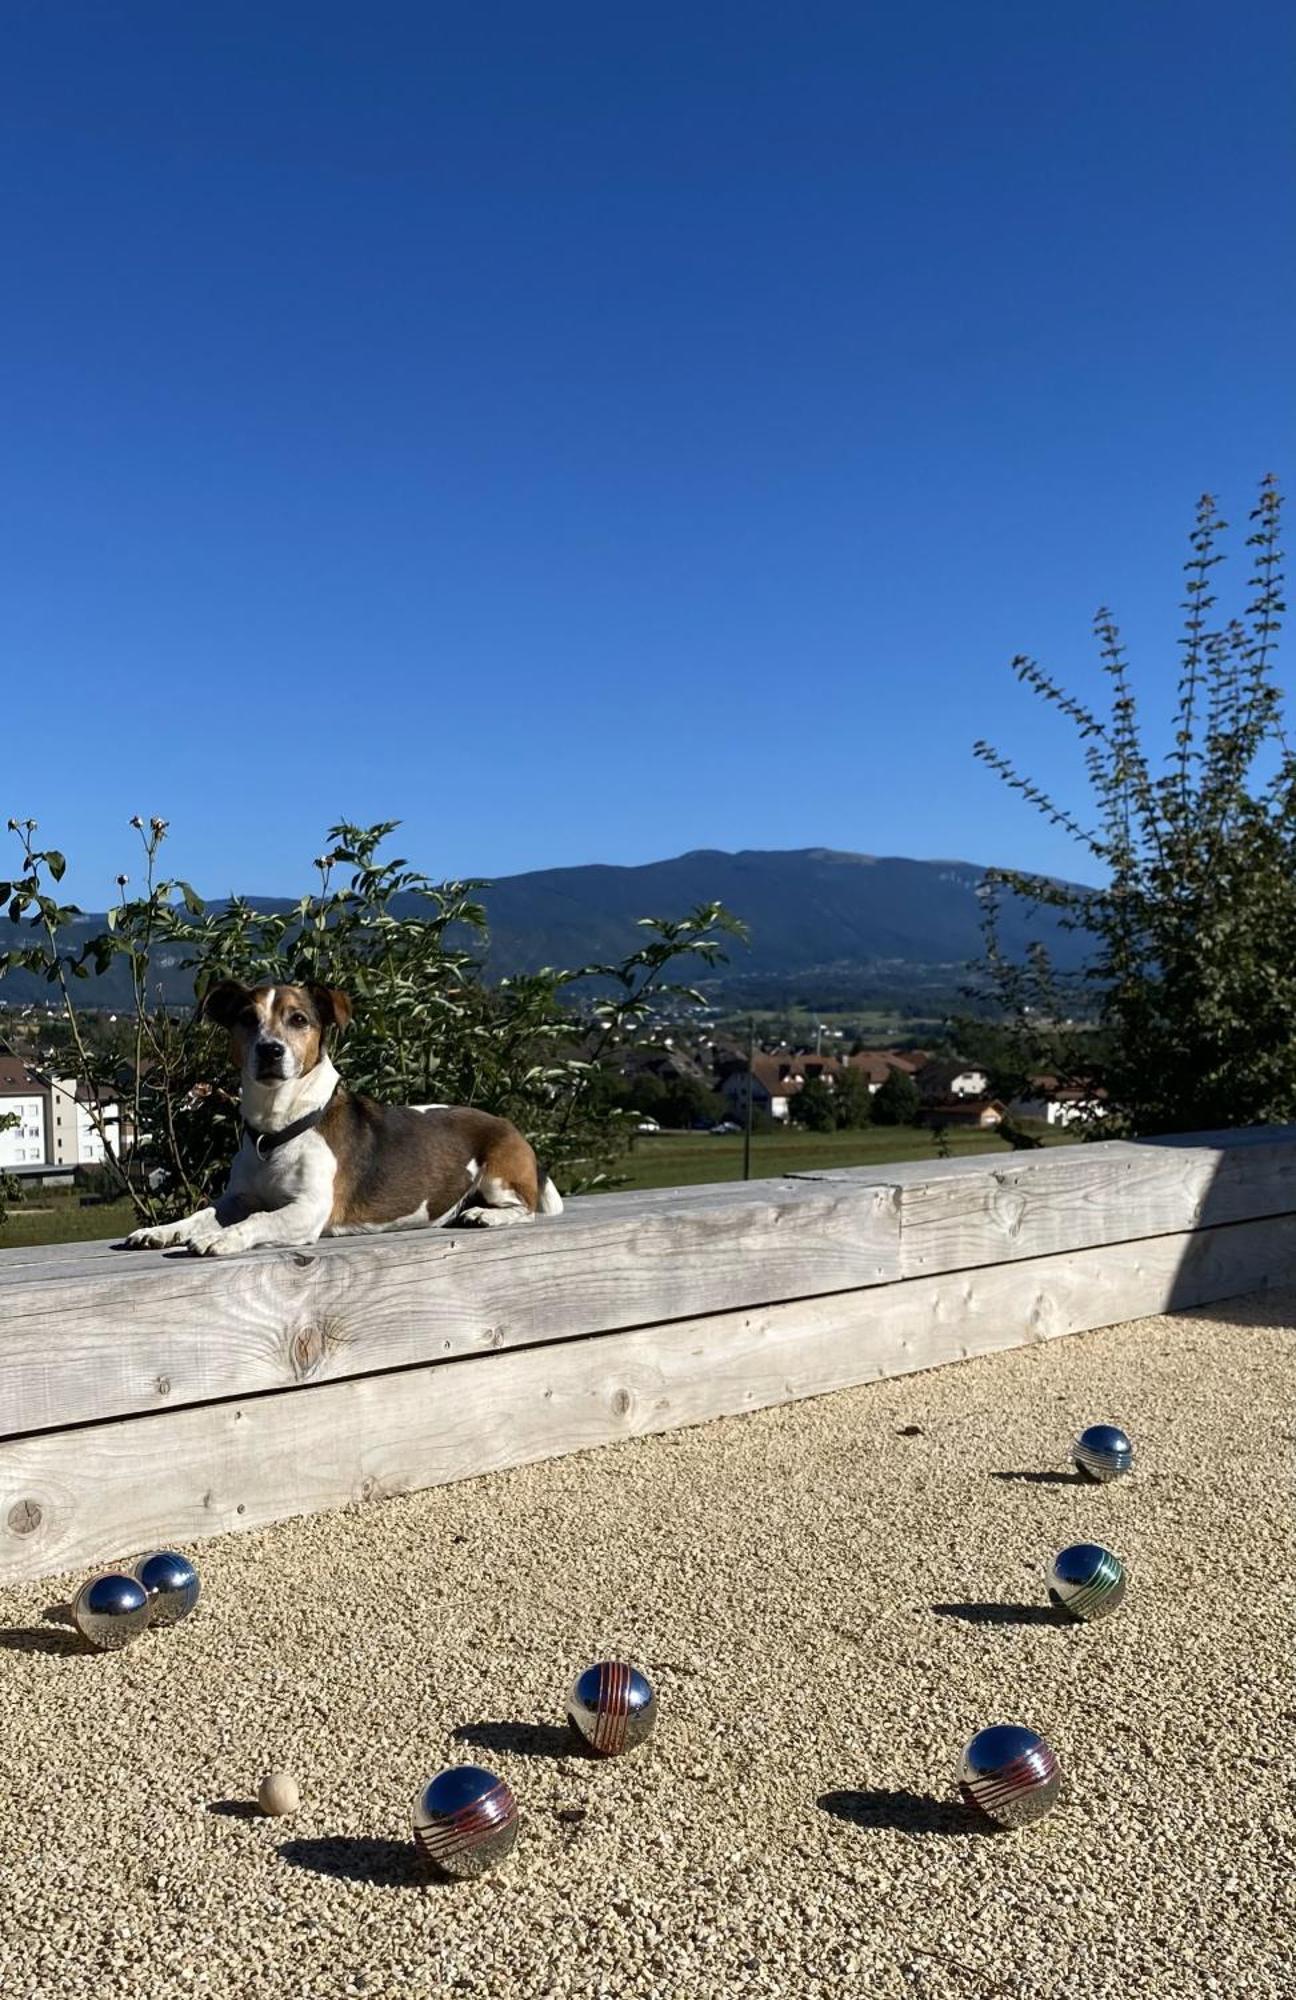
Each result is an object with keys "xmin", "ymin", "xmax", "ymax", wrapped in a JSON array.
[{"xmin": 257, "ymin": 1040, "xmax": 286, "ymax": 1063}]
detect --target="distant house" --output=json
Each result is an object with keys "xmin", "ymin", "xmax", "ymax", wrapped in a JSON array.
[
  {"xmin": 846, "ymin": 1049, "xmax": 929, "ymax": 1092},
  {"xmin": 915, "ymin": 1058, "xmax": 990, "ymax": 1102},
  {"xmin": 917, "ymin": 1096, "xmax": 1006, "ymax": 1130},
  {"xmin": 615, "ymin": 1044, "xmax": 712, "ymax": 1089},
  {"xmin": 1010, "ymin": 1075, "xmax": 1109, "ymax": 1128},
  {"xmin": 719, "ymin": 1053, "xmax": 844, "ymax": 1124}
]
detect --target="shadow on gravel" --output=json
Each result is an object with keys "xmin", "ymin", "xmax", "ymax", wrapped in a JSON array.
[
  {"xmin": 991, "ymin": 1468, "xmax": 1086, "ymax": 1486},
  {"xmin": 206, "ymin": 1800, "xmax": 261, "ymax": 1820},
  {"xmin": 931, "ymin": 1601, "xmax": 1070, "ymax": 1628},
  {"xmin": 452, "ymin": 1718, "xmax": 575, "ymax": 1760},
  {"xmin": 818, "ymin": 1788, "xmax": 991, "ymax": 1839},
  {"xmin": 0, "ymin": 1625, "xmax": 81, "ymax": 1656},
  {"xmin": 278, "ymin": 1836, "xmax": 426, "ymax": 1887}
]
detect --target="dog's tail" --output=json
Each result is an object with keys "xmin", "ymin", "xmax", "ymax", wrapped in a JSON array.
[{"xmin": 534, "ymin": 1154, "xmax": 564, "ymax": 1215}]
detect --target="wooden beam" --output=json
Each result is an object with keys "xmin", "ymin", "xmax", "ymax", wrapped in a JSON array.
[
  {"xmin": 0, "ymin": 1176, "xmax": 901, "ymax": 1436},
  {"xmin": 795, "ymin": 1127, "xmax": 1296, "ymax": 1276},
  {"xmin": 3, "ymin": 1212, "xmax": 1289, "ymax": 1584}
]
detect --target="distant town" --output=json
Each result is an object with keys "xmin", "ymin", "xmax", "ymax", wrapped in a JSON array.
[{"xmin": 0, "ymin": 998, "xmax": 1099, "ymax": 1186}]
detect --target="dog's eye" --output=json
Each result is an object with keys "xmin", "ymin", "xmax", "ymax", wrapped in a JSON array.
[{"xmin": 287, "ymin": 1011, "xmax": 309, "ymax": 1029}]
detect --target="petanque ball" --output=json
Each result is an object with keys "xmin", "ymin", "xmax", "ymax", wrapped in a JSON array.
[
  {"xmin": 134, "ymin": 1550, "xmax": 201, "ymax": 1626},
  {"xmin": 1072, "ymin": 1423, "xmax": 1134, "ymax": 1483},
  {"xmin": 72, "ymin": 1573, "xmax": 152, "ymax": 1653},
  {"xmin": 958, "ymin": 1724, "xmax": 1062, "ymax": 1829},
  {"xmin": 566, "ymin": 1660, "xmax": 658, "ymax": 1757},
  {"xmin": 1048, "ymin": 1541, "xmax": 1127, "ymax": 1622},
  {"xmin": 412, "ymin": 1766, "xmax": 519, "ymax": 1880}
]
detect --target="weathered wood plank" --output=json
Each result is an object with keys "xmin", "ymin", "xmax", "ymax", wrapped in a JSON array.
[
  {"xmin": 0, "ymin": 1177, "xmax": 900, "ymax": 1436},
  {"xmin": 3, "ymin": 1213, "xmax": 1289, "ymax": 1583},
  {"xmin": 796, "ymin": 1128, "xmax": 1296, "ymax": 1276}
]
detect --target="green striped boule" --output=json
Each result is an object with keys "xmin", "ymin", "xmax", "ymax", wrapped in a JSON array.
[{"xmin": 1047, "ymin": 1542, "xmax": 1128, "ymax": 1622}]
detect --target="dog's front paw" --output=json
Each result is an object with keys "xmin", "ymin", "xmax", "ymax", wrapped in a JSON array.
[
  {"xmin": 189, "ymin": 1232, "xmax": 245, "ymax": 1258},
  {"xmin": 124, "ymin": 1225, "xmax": 179, "ymax": 1250}
]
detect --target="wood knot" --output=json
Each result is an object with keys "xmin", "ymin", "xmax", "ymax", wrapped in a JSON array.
[
  {"xmin": 155, "ymin": 1375, "xmax": 171, "ymax": 1398},
  {"xmin": 7, "ymin": 1499, "xmax": 41, "ymax": 1536},
  {"xmin": 288, "ymin": 1319, "xmax": 342, "ymax": 1380},
  {"xmin": 611, "ymin": 1387, "xmax": 633, "ymax": 1418}
]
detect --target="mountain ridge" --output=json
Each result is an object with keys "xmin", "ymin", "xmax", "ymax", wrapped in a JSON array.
[{"xmin": 0, "ymin": 845, "xmax": 1088, "ymax": 1009}]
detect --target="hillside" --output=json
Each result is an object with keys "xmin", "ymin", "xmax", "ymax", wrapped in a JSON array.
[{"xmin": 0, "ymin": 847, "xmax": 1088, "ymax": 1010}]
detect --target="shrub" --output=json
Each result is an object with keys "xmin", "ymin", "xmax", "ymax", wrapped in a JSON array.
[
  {"xmin": 0, "ymin": 818, "xmax": 743, "ymax": 1219},
  {"xmin": 975, "ymin": 477, "xmax": 1291, "ymax": 1137}
]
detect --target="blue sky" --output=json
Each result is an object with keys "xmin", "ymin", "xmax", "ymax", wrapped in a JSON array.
[{"xmin": 2, "ymin": 2, "xmax": 1292, "ymax": 906}]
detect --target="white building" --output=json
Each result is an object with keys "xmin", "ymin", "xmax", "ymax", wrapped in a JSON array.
[
  {"xmin": 0, "ymin": 1056, "xmax": 49, "ymax": 1167},
  {"xmin": 0, "ymin": 1058, "xmax": 123, "ymax": 1169},
  {"xmin": 47, "ymin": 1077, "xmax": 121, "ymax": 1165}
]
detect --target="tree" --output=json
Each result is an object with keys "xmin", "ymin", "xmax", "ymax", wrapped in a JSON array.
[
  {"xmin": 832, "ymin": 1068, "xmax": 874, "ymax": 1130},
  {"xmin": 975, "ymin": 477, "xmax": 1290, "ymax": 1138},
  {"xmin": 788, "ymin": 1076, "xmax": 837, "ymax": 1132},
  {"xmin": 871, "ymin": 1067, "xmax": 920, "ymax": 1126}
]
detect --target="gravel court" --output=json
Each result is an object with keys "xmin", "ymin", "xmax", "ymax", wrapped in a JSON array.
[{"xmin": 1, "ymin": 1292, "xmax": 1292, "ymax": 2000}]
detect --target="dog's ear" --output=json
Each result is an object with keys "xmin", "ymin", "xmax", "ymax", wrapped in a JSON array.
[
  {"xmin": 309, "ymin": 985, "xmax": 353, "ymax": 1033},
  {"xmin": 198, "ymin": 979, "xmax": 252, "ymax": 1028}
]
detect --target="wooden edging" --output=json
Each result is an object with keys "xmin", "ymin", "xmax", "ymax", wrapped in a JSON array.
[
  {"xmin": 2, "ymin": 1211, "xmax": 1290, "ymax": 1583},
  {"xmin": 0, "ymin": 1176, "xmax": 900, "ymax": 1438},
  {"xmin": 5, "ymin": 1128, "xmax": 1296, "ymax": 1441}
]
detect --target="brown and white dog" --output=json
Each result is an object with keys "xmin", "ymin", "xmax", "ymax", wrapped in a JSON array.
[{"xmin": 123, "ymin": 980, "xmax": 562, "ymax": 1257}]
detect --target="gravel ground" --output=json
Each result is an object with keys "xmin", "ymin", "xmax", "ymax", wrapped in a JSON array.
[{"xmin": 2, "ymin": 1291, "xmax": 1292, "ymax": 2000}]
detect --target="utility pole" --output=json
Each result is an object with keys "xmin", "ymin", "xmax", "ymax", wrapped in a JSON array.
[{"xmin": 743, "ymin": 1015, "xmax": 755, "ymax": 1182}]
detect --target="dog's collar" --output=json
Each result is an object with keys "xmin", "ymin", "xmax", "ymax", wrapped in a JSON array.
[{"xmin": 244, "ymin": 1087, "xmax": 338, "ymax": 1159}]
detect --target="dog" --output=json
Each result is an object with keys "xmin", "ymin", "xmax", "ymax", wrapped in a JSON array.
[{"xmin": 123, "ymin": 979, "xmax": 562, "ymax": 1257}]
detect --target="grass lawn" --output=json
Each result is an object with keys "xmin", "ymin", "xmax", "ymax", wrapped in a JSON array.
[
  {"xmin": 0, "ymin": 1193, "xmax": 138, "ymax": 1249},
  {"xmin": 616, "ymin": 1120, "xmax": 1074, "ymax": 1191}
]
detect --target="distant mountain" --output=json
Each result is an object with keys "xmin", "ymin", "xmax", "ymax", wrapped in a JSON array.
[{"xmin": 0, "ymin": 847, "xmax": 1089, "ymax": 1011}]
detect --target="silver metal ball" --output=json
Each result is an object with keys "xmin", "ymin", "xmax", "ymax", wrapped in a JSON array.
[
  {"xmin": 1072, "ymin": 1423, "xmax": 1134, "ymax": 1482},
  {"xmin": 958, "ymin": 1724, "xmax": 1062, "ymax": 1828},
  {"xmin": 1048, "ymin": 1541, "xmax": 1127, "ymax": 1622},
  {"xmin": 412, "ymin": 1766, "xmax": 519, "ymax": 1880},
  {"xmin": 72, "ymin": 1573, "xmax": 152, "ymax": 1652},
  {"xmin": 566, "ymin": 1660, "xmax": 658, "ymax": 1757},
  {"xmin": 134, "ymin": 1550, "xmax": 201, "ymax": 1626}
]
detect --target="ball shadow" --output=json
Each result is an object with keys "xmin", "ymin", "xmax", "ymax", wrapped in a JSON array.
[
  {"xmin": 206, "ymin": 1799, "xmax": 262, "ymax": 1820},
  {"xmin": 991, "ymin": 1469, "xmax": 1087, "ymax": 1486},
  {"xmin": 818, "ymin": 1788, "xmax": 992, "ymax": 1839},
  {"xmin": 0, "ymin": 1625, "xmax": 83, "ymax": 1656},
  {"xmin": 452, "ymin": 1719, "xmax": 575, "ymax": 1760},
  {"xmin": 931, "ymin": 1601, "xmax": 1070, "ymax": 1628},
  {"xmin": 278, "ymin": 1836, "xmax": 426, "ymax": 1888}
]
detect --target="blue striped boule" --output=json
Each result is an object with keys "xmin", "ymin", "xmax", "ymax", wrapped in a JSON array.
[{"xmin": 1072, "ymin": 1423, "xmax": 1134, "ymax": 1482}]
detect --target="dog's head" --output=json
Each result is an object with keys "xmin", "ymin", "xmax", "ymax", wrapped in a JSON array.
[{"xmin": 199, "ymin": 980, "xmax": 352, "ymax": 1085}]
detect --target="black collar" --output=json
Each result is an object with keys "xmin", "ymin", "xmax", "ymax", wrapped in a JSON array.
[{"xmin": 244, "ymin": 1086, "xmax": 338, "ymax": 1159}]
